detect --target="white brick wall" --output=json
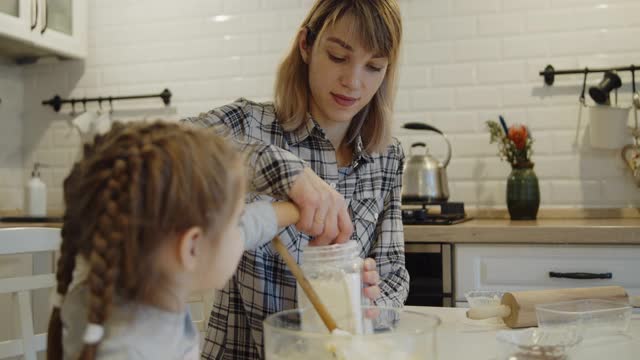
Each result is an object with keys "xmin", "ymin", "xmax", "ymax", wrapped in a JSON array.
[
  {"xmin": 0, "ymin": 59, "xmax": 24, "ymax": 212},
  {"xmin": 1, "ymin": 0, "xmax": 640, "ymax": 212}
]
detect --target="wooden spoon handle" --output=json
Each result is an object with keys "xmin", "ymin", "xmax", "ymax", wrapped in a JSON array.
[
  {"xmin": 272, "ymin": 236, "xmax": 338, "ymax": 332},
  {"xmin": 273, "ymin": 202, "xmax": 300, "ymax": 227}
]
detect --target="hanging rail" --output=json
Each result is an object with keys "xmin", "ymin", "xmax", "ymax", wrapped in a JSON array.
[
  {"xmin": 540, "ymin": 64, "xmax": 637, "ymax": 86},
  {"xmin": 42, "ymin": 88, "xmax": 172, "ymax": 112}
]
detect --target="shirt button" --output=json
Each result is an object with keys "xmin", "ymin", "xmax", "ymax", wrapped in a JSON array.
[
  {"xmin": 330, "ymin": 183, "xmax": 337, "ymax": 189},
  {"xmin": 374, "ymin": 213, "xmax": 379, "ymax": 220}
]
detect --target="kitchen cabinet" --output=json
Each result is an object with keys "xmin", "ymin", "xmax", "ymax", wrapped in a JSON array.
[
  {"xmin": 0, "ymin": 0, "xmax": 31, "ymax": 45},
  {"xmin": 454, "ymin": 244, "xmax": 640, "ymax": 306},
  {"xmin": 0, "ymin": 0, "xmax": 87, "ymax": 61}
]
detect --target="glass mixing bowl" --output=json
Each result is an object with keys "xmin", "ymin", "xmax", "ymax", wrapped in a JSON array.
[
  {"xmin": 263, "ymin": 306, "xmax": 441, "ymax": 360},
  {"xmin": 496, "ymin": 327, "xmax": 582, "ymax": 360}
]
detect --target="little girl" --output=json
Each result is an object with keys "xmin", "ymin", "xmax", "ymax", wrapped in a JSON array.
[{"xmin": 46, "ymin": 121, "xmax": 296, "ymax": 360}]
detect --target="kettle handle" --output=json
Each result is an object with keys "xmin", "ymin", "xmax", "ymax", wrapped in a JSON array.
[
  {"xmin": 403, "ymin": 122, "xmax": 443, "ymax": 134},
  {"xmin": 403, "ymin": 122, "xmax": 452, "ymax": 167}
]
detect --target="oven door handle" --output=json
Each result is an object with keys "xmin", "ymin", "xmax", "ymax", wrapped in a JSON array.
[{"xmin": 549, "ymin": 271, "xmax": 612, "ymax": 280}]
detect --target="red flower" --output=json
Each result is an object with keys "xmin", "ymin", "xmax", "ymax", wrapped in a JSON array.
[{"xmin": 508, "ymin": 125, "xmax": 528, "ymax": 150}]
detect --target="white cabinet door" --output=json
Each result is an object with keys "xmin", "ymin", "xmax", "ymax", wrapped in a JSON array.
[
  {"xmin": 0, "ymin": 0, "xmax": 86, "ymax": 60},
  {"xmin": 0, "ymin": 0, "xmax": 32, "ymax": 43},
  {"xmin": 454, "ymin": 244, "xmax": 640, "ymax": 302},
  {"xmin": 32, "ymin": 0, "xmax": 87, "ymax": 58}
]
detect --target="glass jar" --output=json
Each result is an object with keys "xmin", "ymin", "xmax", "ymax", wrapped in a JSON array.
[{"xmin": 298, "ymin": 241, "xmax": 364, "ymax": 334}]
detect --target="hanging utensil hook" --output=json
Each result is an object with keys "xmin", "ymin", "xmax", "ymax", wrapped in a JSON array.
[
  {"xmin": 579, "ymin": 67, "xmax": 588, "ymax": 106},
  {"xmin": 631, "ymin": 65, "xmax": 639, "ymax": 145}
]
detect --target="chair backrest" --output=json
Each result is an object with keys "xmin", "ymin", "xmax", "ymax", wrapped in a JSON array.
[{"xmin": 0, "ymin": 227, "xmax": 61, "ymax": 360}]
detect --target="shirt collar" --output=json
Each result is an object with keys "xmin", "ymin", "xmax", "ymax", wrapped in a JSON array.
[
  {"xmin": 285, "ymin": 113, "xmax": 317, "ymax": 145},
  {"xmin": 353, "ymin": 135, "xmax": 374, "ymax": 164},
  {"xmin": 285, "ymin": 113, "xmax": 375, "ymax": 165}
]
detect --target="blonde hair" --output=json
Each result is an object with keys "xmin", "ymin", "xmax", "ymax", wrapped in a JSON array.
[
  {"xmin": 274, "ymin": 0, "xmax": 402, "ymax": 153},
  {"xmin": 46, "ymin": 121, "xmax": 245, "ymax": 360}
]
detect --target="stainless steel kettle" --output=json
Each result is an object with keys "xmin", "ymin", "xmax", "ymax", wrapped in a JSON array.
[{"xmin": 401, "ymin": 122, "xmax": 452, "ymax": 204}]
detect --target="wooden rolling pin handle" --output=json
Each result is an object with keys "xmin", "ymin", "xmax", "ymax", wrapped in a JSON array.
[
  {"xmin": 466, "ymin": 304, "xmax": 511, "ymax": 320},
  {"xmin": 272, "ymin": 236, "xmax": 338, "ymax": 332}
]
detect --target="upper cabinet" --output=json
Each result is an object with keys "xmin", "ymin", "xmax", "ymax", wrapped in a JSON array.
[{"xmin": 0, "ymin": 0, "xmax": 87, "ymax": 62}]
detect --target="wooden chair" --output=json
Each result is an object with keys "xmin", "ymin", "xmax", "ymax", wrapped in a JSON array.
[{"xmin": 0, "ymin": 227, "xmax": 61, "ymax": 360}]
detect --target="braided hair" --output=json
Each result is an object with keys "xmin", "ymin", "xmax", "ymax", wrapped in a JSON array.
[{"xmin": 47, "ymin": 121, "xmax": 245, "ymax": 360}]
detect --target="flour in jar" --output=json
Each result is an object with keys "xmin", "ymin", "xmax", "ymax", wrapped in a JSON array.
[{"xmin": 297, "ymin": 270, "xmax": 365, "ymax": 334}]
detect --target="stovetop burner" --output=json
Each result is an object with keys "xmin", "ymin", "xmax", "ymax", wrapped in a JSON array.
[{"xmin": 402, "ymin": 201, "xmax": 471, "ymax": 225}]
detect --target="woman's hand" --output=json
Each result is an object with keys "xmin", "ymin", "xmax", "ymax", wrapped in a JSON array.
[
  {"xmin": 362, "ymin": 258, "xmax": 381, "ymax": 302},
  {"xmin": 288, "ymin": 168, "xmax": 353, "ymax": 245}
]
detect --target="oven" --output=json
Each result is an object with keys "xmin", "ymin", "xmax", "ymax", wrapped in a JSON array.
[
  {"xmin": 404, "ymin": 243, "xmax": 453, "ymax": 307},
  {"xmin": 401, "ymin": 201, "xmax": 467, "ymax": 307}
]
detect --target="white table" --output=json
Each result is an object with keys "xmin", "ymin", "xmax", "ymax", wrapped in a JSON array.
[{"xmin": 406, "ymin": 306, "xmax": 640, "ymax": 359}]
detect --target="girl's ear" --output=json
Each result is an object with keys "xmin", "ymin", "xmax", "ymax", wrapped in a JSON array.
[
  {"xmin": 298, "ymin": 27, "xmax": 312, "ymax": 64},
  {"xmin": 178, "ymin": 226, "xmax": 203, "ymax": 271}
]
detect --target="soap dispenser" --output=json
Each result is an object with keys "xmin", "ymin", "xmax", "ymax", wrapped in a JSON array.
[{"xmin": 26, "ymin": 162, "xmax": 47, "ymax": 217}]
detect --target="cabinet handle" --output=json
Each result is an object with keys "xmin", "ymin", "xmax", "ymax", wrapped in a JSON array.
[
  {"xmin": 549, "ymin": 271, "xmax": 612, "ymax": 280},
  {"xmin": 30, "ymin": 0, "xmax": 39, "ymax": 30},
  {"xmin": 40, "ymin": 0, "xmax": 48, "ymax": 34}
]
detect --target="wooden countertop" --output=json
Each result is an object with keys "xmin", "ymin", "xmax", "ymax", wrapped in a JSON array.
[
  {"xmin": 0, "ymin": 222, "xmax": 62, "ymax": 229},
  {"xmin": 5, "ymin": 219, "xmax": 638, "ymax": 244},
  {"xmin": 404, "ymin": 218, "xmax": 640, "ymax": 244},
  {"xmin": 2, "ymin": 209, "xmax": 639, "ymax": 244},
  {"xmin": 0, "ymin": 210, "xmax": 63, "ymax": 229}
]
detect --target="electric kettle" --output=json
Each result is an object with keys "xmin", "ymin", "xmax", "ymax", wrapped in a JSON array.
[{"xmin": 401, "ymin": 122, "xmax": 452, "ymax": 204}]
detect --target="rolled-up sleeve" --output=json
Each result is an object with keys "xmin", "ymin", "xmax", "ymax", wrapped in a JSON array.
[{"xmin": 181, "ymin": 99, "xmax": 307, "ymax": 198}]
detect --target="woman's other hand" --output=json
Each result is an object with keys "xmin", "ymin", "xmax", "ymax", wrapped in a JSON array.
[
  {"xmin": 288, "ymin": 167, "xmax": 353, "ymax": 245},
  {"xmin": 362, "ymin": 258, "xmax": 381, "ymax": 302}
]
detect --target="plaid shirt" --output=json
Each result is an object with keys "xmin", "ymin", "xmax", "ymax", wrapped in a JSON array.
[{"xmin": 182, "ymin": 99, "xmax": 409, "ymax": 360}]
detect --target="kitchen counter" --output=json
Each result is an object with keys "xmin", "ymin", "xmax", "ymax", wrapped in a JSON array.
[
  {"xmin": 0, "ymin": 222, "xmax": 62, "ymax": 229},
  {"xmin": 406, "ymin": 306, "xmax": 640, "ymax": 359},
  {"xmin": 404, "ymin": 218, "xmax": 640, "ymax": 244},
  {"xmin": 2, "ymin": 211, "xmax": 639, "ymax": 244},
  {"xmin": 0, "ymin": 211, "xmax": 62, "ymax": 229}
]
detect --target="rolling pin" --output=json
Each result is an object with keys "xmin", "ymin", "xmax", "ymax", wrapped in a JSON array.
[{"xmin": 466, "ymin": 286, "xmax": 635, "ymax": 328}]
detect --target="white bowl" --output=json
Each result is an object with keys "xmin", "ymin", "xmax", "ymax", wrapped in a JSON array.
[{"xmin": 464, "ymin": 289, "xmax": 505, "ymax": 308}]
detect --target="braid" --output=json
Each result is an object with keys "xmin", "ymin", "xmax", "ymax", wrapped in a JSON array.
[
  {"xmin": 121, "ymin": 144, "xmax": 143, "ymax": 295},
  {"xmin": 46, "ymin": 221, "xmax": 78, "ymax": 360},
  {"xmin": 79, "ymin": 159, "xmax": 130, "ymax": 360}
]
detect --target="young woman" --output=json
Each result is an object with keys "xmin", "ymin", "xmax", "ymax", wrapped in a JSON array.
[{"xmin": 183, "ymin": 1, "xmax": 407, "ymax": 358}]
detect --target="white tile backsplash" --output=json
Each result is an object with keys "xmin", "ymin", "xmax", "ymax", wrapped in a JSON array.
[
  {"xmin": 0, "ymin": 0, "xmax": 638, "ymax": 212},
  {"xmin": 454, "ymin": 38, "xmax": 502, "ymax": 61},
  {"xmin": 477, "ymin": 13, "xmax": 524, "ymax": 36},
  {"xmin": 0, "ymin": 60, "xmax": 24, "ymax": 212}
]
